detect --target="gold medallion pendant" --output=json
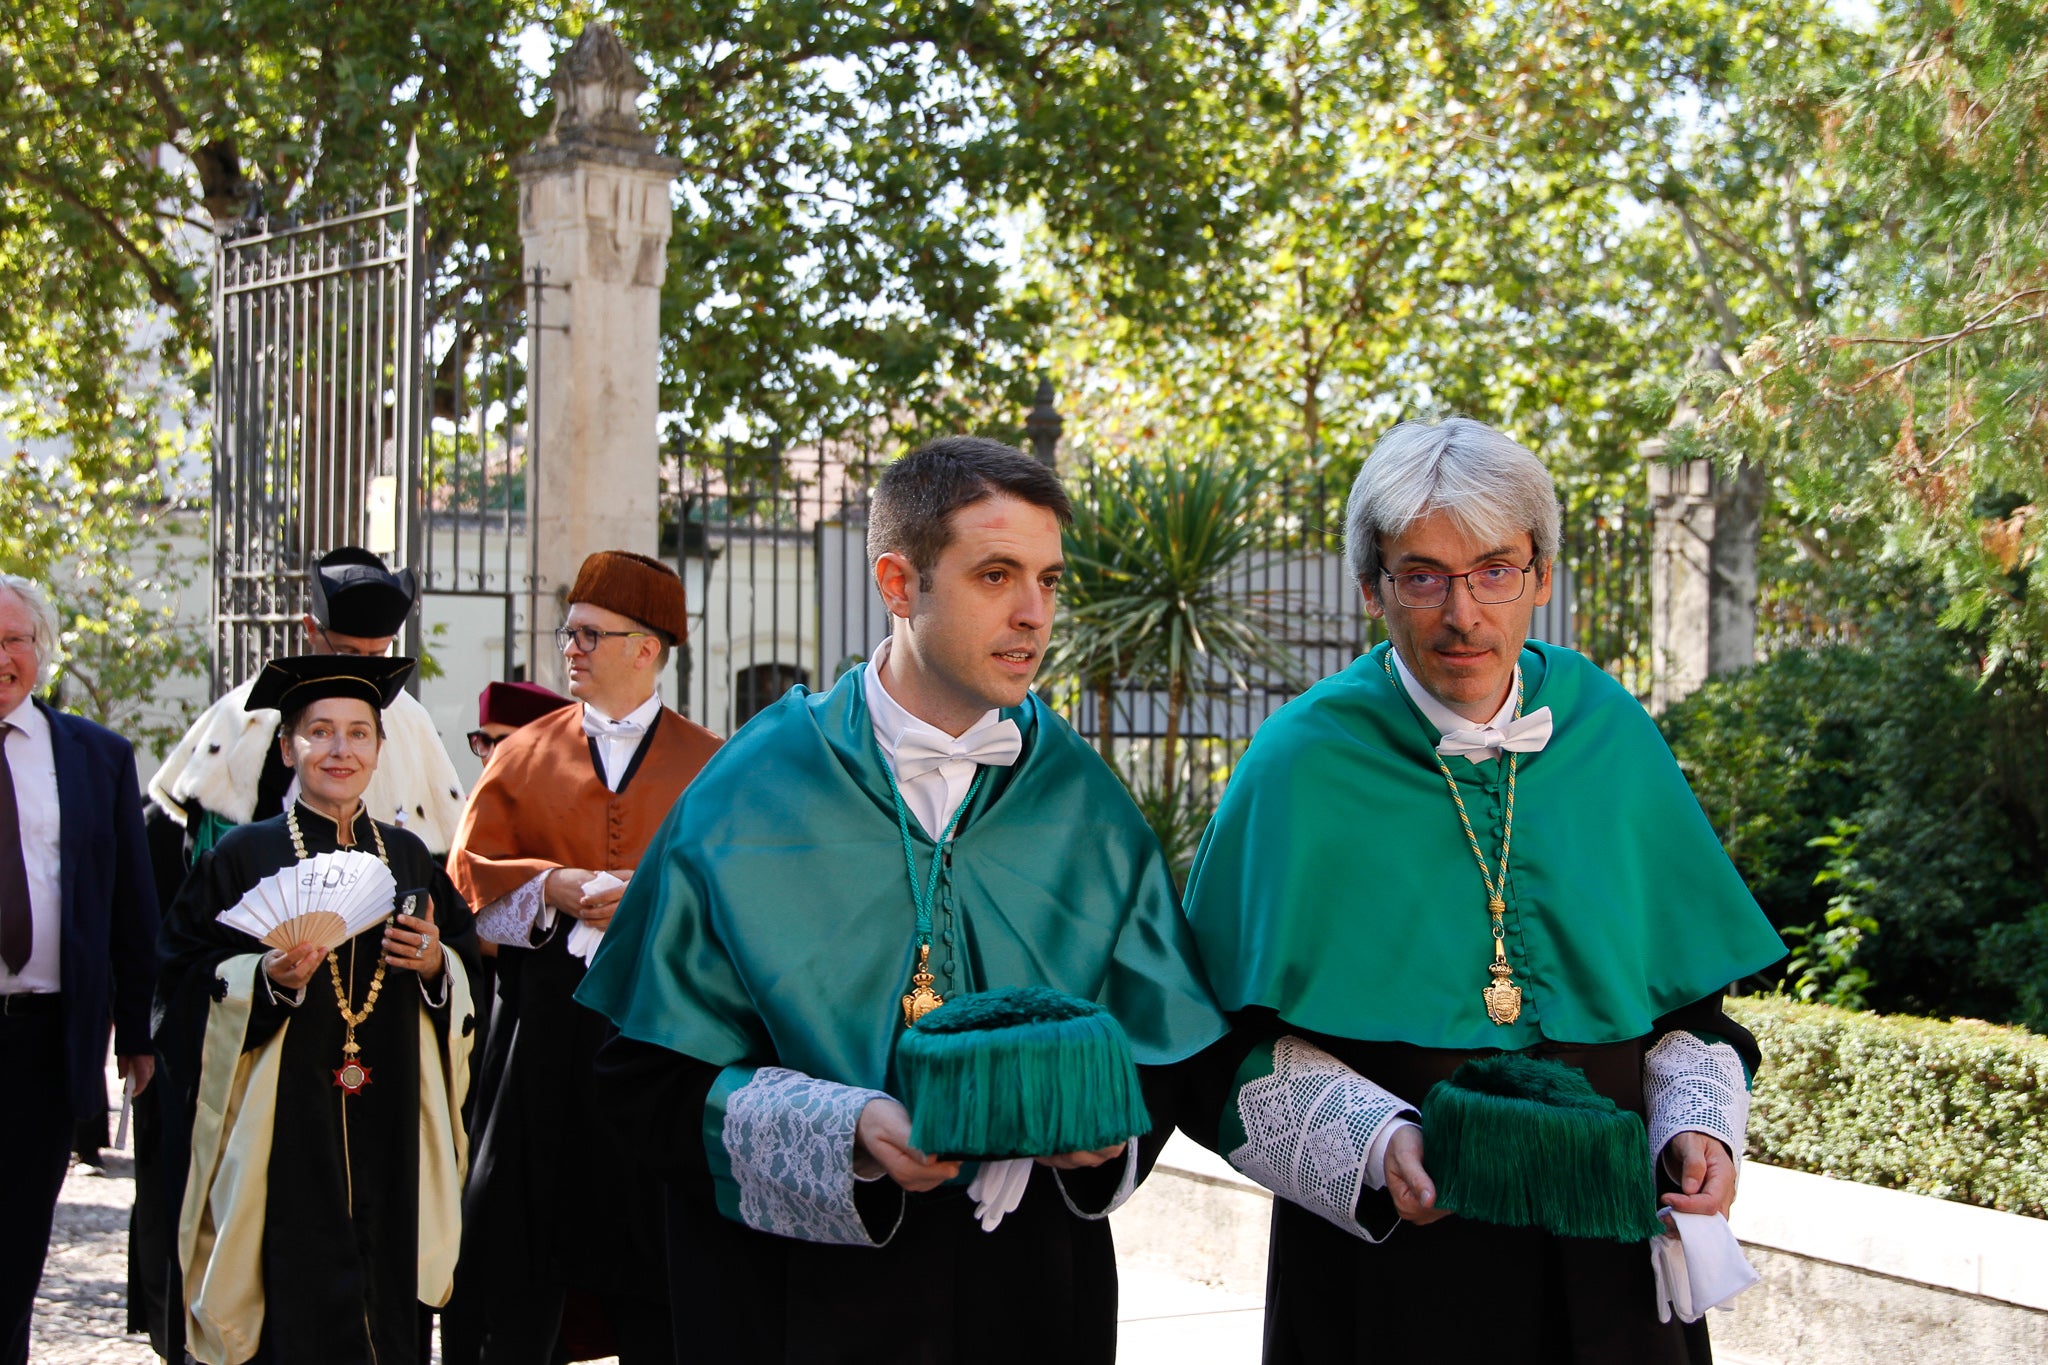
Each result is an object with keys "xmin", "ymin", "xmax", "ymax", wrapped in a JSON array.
[
  {"xmin": 1481, "ymin": 895, "xmax": 1523, "ymax": 1025},
  {"xmin": 1386, "ymin": 644, "xmax": 1535, "ymax": 1031},
  {"xmin": 1483, "ymin": 959, "xmax": 1524, "ymax": 1026},
  {"xmin": 902, "ymin": 943, "xmax": 945, "ymax": 1026}
]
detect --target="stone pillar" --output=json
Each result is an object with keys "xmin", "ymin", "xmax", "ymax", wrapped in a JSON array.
[
  {"xmin": 515, "ymin": 25, "xmax": 681, "ymax": 687},
  {"xmin": 1025, "ymin": 374, "xmax": 1064, "ymax": 469},
  {"xmin": 1646, "ymin": 346, "xmax": 1764, "ymax": 712}
]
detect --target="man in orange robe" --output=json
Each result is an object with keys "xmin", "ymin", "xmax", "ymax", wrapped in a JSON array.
[{"xmin": 444, "ymin": 551, "xmax": 720, "ymax": 1365}]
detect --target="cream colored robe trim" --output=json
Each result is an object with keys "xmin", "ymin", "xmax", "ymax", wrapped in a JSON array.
[
  {"xmin": 418, "ymin": 953, "xmax": 473, "ymax": 1306},
  {"xmin": 177, "ymin": 955, "xmax": 474, "ymax": 1364},
  {"xmin": 176, "ymin": 955, "xmax": 275, "ymax": 1365}
]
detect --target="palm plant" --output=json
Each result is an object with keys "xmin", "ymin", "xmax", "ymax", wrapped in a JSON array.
[
  {"xmin": 1048, "ymin": 453, "xmax": 1307, "ymax": 812},
  {"xmin": 1046, "ymin": 461, "xmax": 1143, "ymax": 764}
]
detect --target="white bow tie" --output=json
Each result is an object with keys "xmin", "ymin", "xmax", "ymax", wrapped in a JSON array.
[
  {"xmin": 893, "ymin": 719, "xmax": 1023, "ymax": 781},
  {"xmin": 583, "ymin": 711, "xmax": 647, "ymax": 741},
  {"xmin": 1435, "ymin": 707, "xmax": 1555, "ymax": 761}
]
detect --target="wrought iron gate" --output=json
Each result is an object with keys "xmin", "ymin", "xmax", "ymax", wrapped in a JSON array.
[
  {"xmin": 415, "ymin": 270, "xmax": 560, "ymax": 686},
  {"xmin": 209, "ymin": 158, "xmax": 556, "ymax": 699},
  {"xmin": 209, "ymin": 183, "xmax": 427, "ymax": 692}
]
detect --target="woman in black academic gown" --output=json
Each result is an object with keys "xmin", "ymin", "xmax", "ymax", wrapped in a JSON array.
[{"xmin": 154, "ymin": 655, "xmax": 476, "ymax": 1365}]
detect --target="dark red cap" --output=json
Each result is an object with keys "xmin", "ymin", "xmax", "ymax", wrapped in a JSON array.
[{"xmin": 478, "ymin": 680, "xmax": 574, "ymax": 729}]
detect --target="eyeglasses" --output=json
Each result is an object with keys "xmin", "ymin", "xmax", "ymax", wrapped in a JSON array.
[
  {"xmin": 315, "ymin": 626, "xmax": 392, "ymax": 658},
  {"xmin": 0, "ymin": 634, "xmax": 38, "ymax": 657},
  {"xmin": 554, "ymin": 625, "xmax": 646, "ymax": 653},
  {"xmin": 1382, "ymin": 563, "xmax": 1535, "ymax": 610},
  {"xmin": 467, "ymin": 730, "xmax": 498, "ymax": 759}
]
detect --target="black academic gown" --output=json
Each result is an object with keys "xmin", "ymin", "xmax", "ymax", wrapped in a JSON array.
[
  {"xmin": 445, "ymin": 730, "xmax": 676, "ymax": 1365},
  {"xmin": 456, "ymin": 922, "xmax": 670, "ymax": 1294},
  {"xmin": 1176, "ymin": 997, "xmax": 1762, "ymax": 1365},
  {"xmin": 153, "ymin": 803, "xmax": 475, "ymax": 1365},
  {"xmin": 594, "ymin": 1038, "xmax": 1172, "ymax": 1365}
]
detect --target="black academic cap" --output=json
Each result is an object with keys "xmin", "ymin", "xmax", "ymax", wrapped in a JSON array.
[
  {"xmin": 244, "ymin": 655, "xmax": 416, "ymax": 715},
  {"xmin": 309, "ymin": 548, "xmax": 419, "ymax": 639}
]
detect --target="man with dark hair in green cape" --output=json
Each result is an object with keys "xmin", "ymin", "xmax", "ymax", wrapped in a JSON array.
[
  {"xmin": 577, "ymin": 436, "xmax": 1226, "ymax": 1364},
  {"xmin": 1180, "ymin": 417, "xmax": 1786, "ymax": 1364}
]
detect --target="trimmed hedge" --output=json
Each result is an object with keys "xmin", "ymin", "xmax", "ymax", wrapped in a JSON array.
[{"xmin": 1734, "ymin": 995, "xmax": 2048, "ymax": 1218}]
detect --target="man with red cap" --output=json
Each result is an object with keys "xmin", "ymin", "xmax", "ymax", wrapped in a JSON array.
[
  {"xmin": 458, "ymin": 680, "xmax": 573, "ymax": 1129},
  {"xmin": 469, "ymin": 681, "xmax": 575, "ymax": 767},
  {"xmin": 444, "ymin": 551, "xmax": 720, "ymax": 1365}
]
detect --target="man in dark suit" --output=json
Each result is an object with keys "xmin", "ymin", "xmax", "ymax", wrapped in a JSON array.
[{"xmin": 0, "ymin": 572, "xmax": 160, "ymax": 1365}]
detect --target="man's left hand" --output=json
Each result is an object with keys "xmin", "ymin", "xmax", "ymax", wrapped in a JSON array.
[
  {"xmin": 117, "ymin": 1053, "xmax": 154, "ymax": 1097},
  {"xmin": 1660, "ymin": 1130, "xmax": 1737, "ymax": 1219},
  {"xmin": 1033, "ymin": 1143, "xmax": 1127, "ymax": 1170},
  {"xmin": 573, "ymin": 869, "xmax": 632, "ymax": 930}
]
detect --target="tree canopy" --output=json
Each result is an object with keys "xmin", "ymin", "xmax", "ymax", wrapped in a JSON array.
[
  {"xmin": 1, "ymin": 1, "xmax": 1276, "ymax": 466},
  {"xmin": 1698, "ymin": 0, "xmax": 2048, "ymax": 671}
]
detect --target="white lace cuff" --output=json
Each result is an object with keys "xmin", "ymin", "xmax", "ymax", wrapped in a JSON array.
[
  {"xmin": 1052, "ymin": 1143, "xmax": 1140, "ymax": 1220},
  {"xmin": 1644, "ymin": 1031, "xmax": 1752, "ymax": 1173},
  {"xmin": 475, "ymin": 873, "xmax": 549, "ymax": 948},
  {"xmin": 711, "ymin": 1066, "xmax": 903, "ymax": 1248},
  {"xmin": 1224, "ymin": 1035, "xmax": 1417, "ymax": 1242}
]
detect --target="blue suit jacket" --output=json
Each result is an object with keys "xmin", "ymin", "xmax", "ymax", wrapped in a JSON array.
[{"xmin": 36, "ymin": 700, "xmax": 161, "ymax": 1120}]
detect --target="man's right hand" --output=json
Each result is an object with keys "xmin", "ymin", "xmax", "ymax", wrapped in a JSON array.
[
  {"xmin": 854, "ymin": 1097, "xmax": 961, "ymax": 1193},
  {"xmin": 1384, "ymin": 1124, "xmax": 1450, "ymax": 1225},
  {"xmin": 262, "ymin": 943, "xmax": 324, "ymax": 991}
]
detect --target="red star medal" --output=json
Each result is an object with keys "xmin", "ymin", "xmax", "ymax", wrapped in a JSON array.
[{"xmin": 333, "ymin": 1060, "xmax": 372, "ymax": 1094}]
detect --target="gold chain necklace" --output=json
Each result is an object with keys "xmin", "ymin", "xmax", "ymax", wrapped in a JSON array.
[
  {"xmin": 1382, "ymin": 651, "xmax": 1526, "ymax": 1026},
  {"xmin": 288, "ymin": 803, "xmax": 394, "ymax": 1093}
]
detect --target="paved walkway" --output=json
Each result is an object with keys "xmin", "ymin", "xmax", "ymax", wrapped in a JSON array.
[
  {"xmin": 31, "ymin": 1155, "xmax": 154, "ymax": 1364},
  {"xmin": 31, "ymin": 1154, "xmax": 1256, "ymax": 1364}
]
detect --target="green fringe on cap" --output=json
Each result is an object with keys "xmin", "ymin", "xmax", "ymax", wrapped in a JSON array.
[
  {"xmin": 1421, "ymin": 1053, "xmax": 1665, "ymax": 1243},
  {"xmin": 896, "ymin": 986, "xmax": 1151, "ymax": 1159}
]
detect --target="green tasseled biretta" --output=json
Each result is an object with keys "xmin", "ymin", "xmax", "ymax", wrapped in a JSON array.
[
  {"xmin": 1420, "ymin": 1053, "xmax": 1665, "ymax": 1243},
  {"xmin": 896, "ymin": 986, "xmax": 1151, "ymax": 1159}
]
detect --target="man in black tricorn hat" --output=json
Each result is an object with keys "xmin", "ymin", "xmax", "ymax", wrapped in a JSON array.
[{"xmin": 149, "ymin": 548, "xmax": 467, "ymax": 862}]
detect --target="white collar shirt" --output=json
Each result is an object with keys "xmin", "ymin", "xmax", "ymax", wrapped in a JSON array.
[
  {"xmin": 582, "ymin": 692, "xmax": 662, "ymax": 793},
  {"xmin": 862, "ymin": 638, "xmax": 1021, "ymax": 840},
  {"xmin": 0, "ymin": 699, "xmax": 63, "ymax": 994},
  {"xmin": 1388, "ymin": 647, "xmax": 1554, "ymax": 763}
]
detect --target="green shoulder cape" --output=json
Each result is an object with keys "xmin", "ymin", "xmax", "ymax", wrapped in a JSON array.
[
  {"xmin": 1184, "ymin": 641, "xmax": 1783, "ymax": 1049},
  {"xmin": 577, "ymin": 667, "xmax": 1226, "ymax": 1090}
]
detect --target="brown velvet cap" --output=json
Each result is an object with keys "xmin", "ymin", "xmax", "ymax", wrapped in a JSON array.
[{"xmin": 567, "ymin": 550, "xmax": 689, "ymax": 644}]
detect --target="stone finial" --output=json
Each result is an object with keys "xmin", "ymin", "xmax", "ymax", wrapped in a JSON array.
[{"xmin": 527, "ymin": 23, "xmax": 661, "ymax": 161}]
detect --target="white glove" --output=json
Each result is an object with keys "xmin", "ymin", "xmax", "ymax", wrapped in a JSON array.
[
  {"xmin": 967, "ymin": 1158, "xmax": 1034, "ymax": 1232},
  {"xmin": 1650, "ymin": 1209, "xmax": 1761, "ymax": 1323}
]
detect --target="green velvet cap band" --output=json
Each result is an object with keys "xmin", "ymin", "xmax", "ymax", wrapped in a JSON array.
[
  {"xmin": 1421, "ymin": 1053, "xmax": 1665, "ymax": 1243},
  {"xmin": 896, "ymin": 986, "xmax": 1152, "ymax": 1159}
]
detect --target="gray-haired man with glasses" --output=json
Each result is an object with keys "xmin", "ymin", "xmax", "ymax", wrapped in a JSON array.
[
  {"xmin": 1181, "ymin": 417, "xmax": 1784, "ymax": 1362},
  {"xmin": 443, "ymin": 550, "xmax": 720, "ymax": 1365},
  {"xmin": 0, "ymin": 574, "xmax": 159, "ymax": 1365}
]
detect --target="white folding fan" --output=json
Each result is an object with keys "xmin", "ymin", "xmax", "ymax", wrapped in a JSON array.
[{"xmin": 217, "ymin": 850, "xmax": 398, "ymax": 954}]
